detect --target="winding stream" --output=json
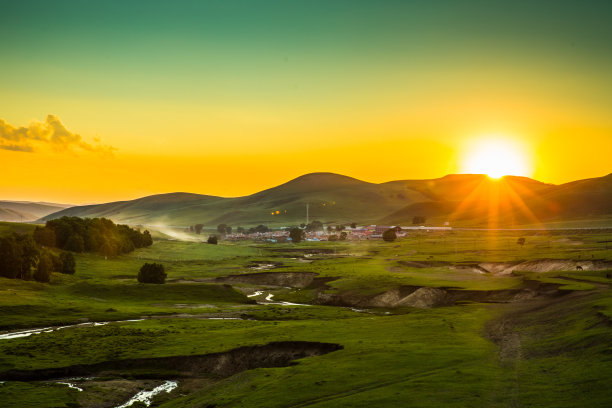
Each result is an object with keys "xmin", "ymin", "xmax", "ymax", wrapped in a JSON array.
[
  {"xmin": 260, "ymin": 292, "xmax": 311, "ymax": 307},
  {"xmin": 115, "ymin": 380, "xmax": 178, "ymax": 408},
  {"xmin": 0, "ymin": 321, "xmax": 117, "ymax": 340}
]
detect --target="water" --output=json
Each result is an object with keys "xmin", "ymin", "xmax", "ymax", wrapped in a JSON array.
[
  {"xmin": 260, "ymin": 293, "xmax": 311, "ymax": 307},
  {"xmin": 0, "ymin": 321, "xmax": 114, "ymax": 340},
  {"xmin": 116, "ymin": 380, "xmax": 178, "ymax": 408},
  {"xmin": 56, "ymin": 382, "xmax": 84, "ymax": 392}
]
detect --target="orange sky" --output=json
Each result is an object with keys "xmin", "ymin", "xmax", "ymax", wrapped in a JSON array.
[{"xmin": 1, "ymin": 1, "xmax": 611, "ymax": 204}]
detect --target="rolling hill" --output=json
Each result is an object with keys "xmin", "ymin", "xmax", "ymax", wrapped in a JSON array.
[
  {"xmin": 38, "ymin": 172, "xmax": 612, "ymax": 228},
  {"xmin": 0, "ymin": 201, "xmax": 72, "ymax": 222}
]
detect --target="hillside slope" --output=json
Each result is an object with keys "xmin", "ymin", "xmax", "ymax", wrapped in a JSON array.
[
  {"xmin": 40, "ymin": 172, "xmax": 612, "ymax": 228},
  {"xmin": 382, "ymin": 174, "xmax": 612, "ymax": 227},
  {"xmin": 0, "ymin": 201, "xmax": 71, "ymax": 222}
]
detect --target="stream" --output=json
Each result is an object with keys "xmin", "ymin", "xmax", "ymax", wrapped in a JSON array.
[
  {"xmin": 259, "ymin": 292, "xmax": 311, "ymax": 307},
  {"xmin": 0, "ymin": 321, "xmax": 119, "ymax": 340},
  {"xmin": 116, "ymin": 380, "xmax": 178, "ymax": 408}
]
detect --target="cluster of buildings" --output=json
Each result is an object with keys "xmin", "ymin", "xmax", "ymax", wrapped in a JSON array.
[{"xmin": 223, "ymin": 225, "xmax": 452, "ymax": 242}]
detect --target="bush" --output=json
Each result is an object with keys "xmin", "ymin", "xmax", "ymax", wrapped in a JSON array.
[
  {"xmin": 138, "ymin": 263, "xmax": 166, "ymax": 284},
  {"xmin": 382, "ymin": 229, "xmax": 397, "ymax": 242},
  {"xmin": 207, "ymin": 235, "xmax": 218, "ymax": 245}
]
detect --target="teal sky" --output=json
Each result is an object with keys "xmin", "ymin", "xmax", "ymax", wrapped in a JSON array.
[
  {"xmin": 3, "ymin": 0, "xmax": 610, "ymax": 107},
  {"xmin": 1, "ymin": 0, "xmax": 611, "ymax": 202}
]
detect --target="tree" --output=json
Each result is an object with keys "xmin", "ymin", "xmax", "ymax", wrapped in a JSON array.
[
  {"xmin": 517, "ymin": 237, "xmax": 526, "ymax": 247},
  {"xmin": 16, "ymin": 235, "xmax": 39, "ymax": 280},
  {"xmin": 328, "ymin": 234, "xmax": 339, "ymax": 241},
  {"xmin": 138, "ymin": 263, "xmax": 166, "ymax": 284},
  {"xmin": 248, "ymin": 224, "xmax": 269, "ymax": 234},
  {"xmin": 194, "ymin": 224, "xmax": 204, "ymax": 235},
  {"xmin": 0, "ymin": 236, "xmax": 22, "ymax": 279},
  {"xmin": 335, "ymin": 224, "xmax": 345, "ymax": 232},
  {"xmin": 412, "ymin": 216, "xmax": 426, "ymax": 225},
  {"xmin": 142, "ymin": 230, "xmax": 153, "ymax": 246},
  {"xmin": 237, "ymin": 227, "xmax": 245, "ymax": 234},
  {"xmin": 217, "ymin": 224, "xmax": 228, "ymax": 234},
  {"xmin": 34, "ymin": 251, "xmax": 53, "ymax": 283},
  {"xmin": 60, "ymin": 252, "xmax": 76, "ymax": 274},
  {"xmin": 382, "ymin": 229, "xmax": 397, "ymax": 242},
  {"xmin": 340, "ymin": 231, "xmax": 348, "ymax": 241},
  {"xmin": 33, "ymin": 226, "xmax": 56, "ymax": 247},
  {"xmin": 305, "ymin": 220, "xmax": 323, "ymax": 232},
  {"xmin": 350, "ymin": 222, "xmax": 357, "ymax": 229},
  {"xmin": 207, "ymin": 235, "xmax": 218, "ymax": 245},
  {"xmin": 289, "ymin": 227, "xmax": 304, "ymax": 244}
]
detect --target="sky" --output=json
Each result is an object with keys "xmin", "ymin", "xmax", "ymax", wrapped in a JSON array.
[{"xmin": 1, "ymin": 0, "xmax": 611, "ymax": 204}]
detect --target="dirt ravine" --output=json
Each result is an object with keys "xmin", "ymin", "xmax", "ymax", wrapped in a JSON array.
[
  {"xmin": 398, "ymin": 259, "xmax": 612, "ymax": 276},
  {"xmin": 0, "ymin": 341, "xmax": 343, "ymax": 382},
  {"xmin": 217, "ymin": 271, "xmax": 337, "ymax": 289},
  {"xmin": 479, "ymin": 259, "xmax": 612, "ymax": 276},
  {"xmin": 315, "ymin": 280, "xmax": 564, "ymax": 309}
]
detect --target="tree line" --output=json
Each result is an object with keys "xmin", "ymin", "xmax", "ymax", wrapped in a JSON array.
[
  {"xmin": 33, "ymin": 216, "xmax": 152, "ymax": 256},
  {"xmin": 0, "ymin": 233, "xmax": 75, "ymax": 283}
]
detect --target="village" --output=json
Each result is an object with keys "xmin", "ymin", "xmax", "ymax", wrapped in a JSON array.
[{"xmin": 222, "ymin": 224, "xmax": 452, "ymax": 243}]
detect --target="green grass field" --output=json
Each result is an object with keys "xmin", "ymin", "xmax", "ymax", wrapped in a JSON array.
[{"xmin": 1, "ymin": 222, "xmax": 611, "ymax": 407}]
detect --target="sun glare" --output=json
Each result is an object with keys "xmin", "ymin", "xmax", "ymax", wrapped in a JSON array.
[{"xmin": 461, "ymin": 138, "xmax": 532, "ymax": 179}]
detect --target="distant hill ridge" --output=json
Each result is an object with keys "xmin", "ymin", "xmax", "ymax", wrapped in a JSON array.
[
  {"xmin": 0, "ymin": 201, "xmax": 72, "ymax": 223},
  {"xmin": 37, "ymin": 172, "xmax": 612, "ymax": 228}
]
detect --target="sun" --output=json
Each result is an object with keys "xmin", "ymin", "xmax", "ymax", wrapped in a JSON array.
[{"xmin": 461, "ymin": 138, "xmax": 532, "ymax": 179}]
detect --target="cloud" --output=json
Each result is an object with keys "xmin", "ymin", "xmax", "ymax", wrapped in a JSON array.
[{"xmin": 0, "ymin": 115, "xmax": 117, "ymax": 155}]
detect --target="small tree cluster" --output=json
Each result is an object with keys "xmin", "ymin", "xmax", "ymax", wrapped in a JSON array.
[
  {"xmin": 247, "ymin": 224, "xmax": 269, "ymax": 234},
  {"xmin": 138, "ymin": 263, "xmax": 166, "ymax": 284},
  {"xmin": 305, "ymin": 221, "xmax": 323, "ymax": 232},
  {"xmin": 34, "ymin": 216, "xmax": 152, "ymax": 257},
  {"xmin": 0, "ymin": 233, "xmax": 76, "ymax": 282},
  {"xmin": 217, "ymin": 224, "xmax": 232, "ymax": 234}
]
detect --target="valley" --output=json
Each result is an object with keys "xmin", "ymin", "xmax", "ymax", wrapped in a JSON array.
[{"xmin": 1, "ymin": 224, "xmax": 611, "ymax": 407}]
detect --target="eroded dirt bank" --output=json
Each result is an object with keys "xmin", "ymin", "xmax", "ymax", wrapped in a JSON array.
[
  {"xmin": 0, "ymin": 341, "xmax": 343, "ymax": 381},
  {"xmin": 399, "ymin": 259, "xmax": 612, "ymax": 276},
  {"xmin": 315, "ymin": 280, "xmax": 564, "ymax": 309},
  {"xmin": 217, "ymin": 271, "xmax": 336, "ymax": 289}
]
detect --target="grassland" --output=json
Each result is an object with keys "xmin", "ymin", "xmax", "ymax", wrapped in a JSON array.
[{"xmin": 0, "ymin": 222, "xmax": 611, "ymax": 407}]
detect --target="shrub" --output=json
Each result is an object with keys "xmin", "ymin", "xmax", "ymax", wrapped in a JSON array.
[
  {"xmin": 207, "ymin": 235, "xmax": 218, "ymax": 245},
  {"xmin": 382, "ymin": 229, "xmax": 397, "ymax": 242},
  {"xmin": 138, "ymin": 263, "xmax": 166, "ymax": 284}
]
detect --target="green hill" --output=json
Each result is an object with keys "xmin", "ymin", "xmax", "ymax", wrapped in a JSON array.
[
  {"xmin": 382, "ymin": 173, "xmax": 612, "ymax": 227},
  {"xmin": 39, "ymin": 172, "xmax": 612, "ymax": 228}
]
